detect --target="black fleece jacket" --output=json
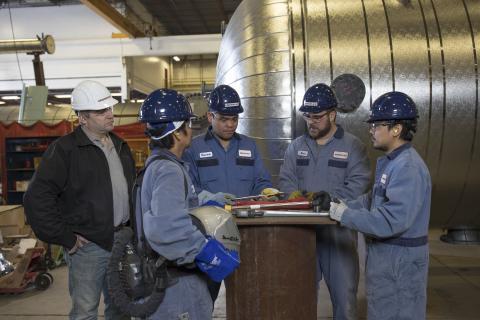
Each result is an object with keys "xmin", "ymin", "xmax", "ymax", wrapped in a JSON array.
[{"xmin": 23, "ymin": 127, "xmax": 135, "ymax": 251}]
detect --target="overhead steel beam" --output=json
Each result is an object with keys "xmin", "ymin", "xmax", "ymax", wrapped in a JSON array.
[{"xmin": 80, "ymin": 0, "xmax": 145, "ymax": 38}]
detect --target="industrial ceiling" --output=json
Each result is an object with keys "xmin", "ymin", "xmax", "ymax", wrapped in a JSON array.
[{"xmin": 1, "ymin": 0, "xmax": 242, "ymax": 36}]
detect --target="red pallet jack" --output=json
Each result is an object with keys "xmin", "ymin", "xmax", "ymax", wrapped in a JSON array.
[{"xmin": 0, "ymin": 247, "xmax": 53, "ymax": 293}]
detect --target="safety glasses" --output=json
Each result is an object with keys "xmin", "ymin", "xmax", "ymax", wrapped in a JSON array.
[
  {"xmin": 369, "ymin": 122, "xmax": 392, "ymax": 131},
  {"xmin": 302, "ymin": 112, "xmax": 330, "ymax": 123}
]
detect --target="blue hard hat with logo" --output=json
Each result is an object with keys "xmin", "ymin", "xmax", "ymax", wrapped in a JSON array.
[
  {"xmin": 139, "ymin": 89, "xmax": 196, "ymax": 124},
  {"xmin": 368, "ymin": 91, "xmax": 418, "ymax": 122},
  {"xmin": 299, "ymin": 83, "xmax": 338, "ymax": 113},
  {"xmin": 208, "ymin": 85, "xmax": 244, "ymax": 114}
]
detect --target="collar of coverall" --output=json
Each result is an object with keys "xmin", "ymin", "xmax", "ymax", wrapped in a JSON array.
[
  {"xmin": 204, "ymin": 126, "xmax": 242, "ymax": 141},
  {"xmin": 386, "ymin": 142, "xmax": 412, "ymax": 160}
]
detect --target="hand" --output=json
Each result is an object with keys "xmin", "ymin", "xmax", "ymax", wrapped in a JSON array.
[
  {"xmin": 260, "ymin": 188, "xmax": 281, "ymax": 200},
  {"xmin": 198, "ymin": 190, "xmax": 236, "ymax": 205},
  {"xmin": 222, "ymin": 193, "xmax": 236, "ymax": 205},
  {"xmin": 329, "ymin": 200, "xmax": 348, "ymax": 222},
  {"xmin": 288, "ymin": 190, "xmax": 306, "ymax": 200},
  {"xmin": 68, "ymin": 234, "xmax": 89, "ymax": 255},
  {"xmin": 307, "ymin": 191, "xmax": 332, "ymax": 211},
  {"xmin": 195, "ymin": 237, "xmax": 240, "ymax": 282}
]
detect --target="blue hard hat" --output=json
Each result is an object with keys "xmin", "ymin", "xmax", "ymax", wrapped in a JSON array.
[
  {"xmin": 139, "ymin": 89, "xmax": 196, "ymax": 124},
  {"xmin": 299, "ymin": 83, "xmax": 338, "ymax": 113},
  {"xmin": 208, "ymin": 85, "xmax": 244, "ymax": 114},
  {"xmin": 368, "ymin": 91, "xmax": 418, "ymax": 122}
]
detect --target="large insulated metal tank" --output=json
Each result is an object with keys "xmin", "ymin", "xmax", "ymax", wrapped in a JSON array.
[{"xmin": 216, "ymin": 0, "xmax": 479, "ymax": 230}]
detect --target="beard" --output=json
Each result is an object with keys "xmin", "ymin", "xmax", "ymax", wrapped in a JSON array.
[{"xmin": 308, "ymin": 121, "xmax": 332, "ymax": 140}]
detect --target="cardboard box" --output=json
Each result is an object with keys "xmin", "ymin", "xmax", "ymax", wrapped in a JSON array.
[
  {"xmin": 15, "ymin": 181, "xmax": 29, "ymax": 192},
  {"xmin": 0, "ymin": 206, "xmax": 25, "ymax": 228},
  {"xmin": 0, "ymin": 206, "xmax": 26, "ymax": 237}
]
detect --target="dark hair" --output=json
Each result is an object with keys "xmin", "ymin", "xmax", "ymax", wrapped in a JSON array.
[
  {"xmin": 147, "ymin": 122, "xmax": 188, "ymax": 150},
  {"xmin": 387, "ymin": 119, "xmax": 417, "ymax": 141}
]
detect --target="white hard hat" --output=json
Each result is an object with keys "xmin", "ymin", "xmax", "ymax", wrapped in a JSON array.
[
  {"xmin": 190, "ymin": 206, "xmax": 241, "ymax": 253},
  {"xmin": 71, "ymin": 80, "xmax": 118, "ymax": 111}
]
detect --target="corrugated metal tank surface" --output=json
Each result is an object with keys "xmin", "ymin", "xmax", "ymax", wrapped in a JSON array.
[{"xmin": 216, "ymin": 0, "xmax": 479, "ymax": 228}]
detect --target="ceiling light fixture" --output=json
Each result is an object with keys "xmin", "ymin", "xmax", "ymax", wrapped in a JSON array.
[
  {"xmin": 1, "ymin": 96, "xmax": 20, "ymax": 100},
  {"xmin": 54, "ymin": 94, "xmax": 71, "ymax": 99},
  {"xmin": 0, "ymin": 101, "xmax": 6, "ymax": 105},
  {"xmin": 173, "ymin": 56, "xmax": 181, "ymax": 62}
]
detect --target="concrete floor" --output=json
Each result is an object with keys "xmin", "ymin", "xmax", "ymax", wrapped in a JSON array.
[{"xmin": 0, "ymin": 229, "xmax": 479, "ymax": 319}]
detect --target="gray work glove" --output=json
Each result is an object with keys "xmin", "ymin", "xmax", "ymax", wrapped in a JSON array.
[
  {"xmin": 329, "ymin": 200, "xmax": 348, "ymax": 222},
  {"xmin": 198, "ymin": 190, "xmax": 236, "ymax": 205}
]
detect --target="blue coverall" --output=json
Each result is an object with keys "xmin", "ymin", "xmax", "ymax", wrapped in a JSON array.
[
  {"xmin": 141, "ymin": 148, "xmax": 212, "ymax": 320},
  {"xmin": 340, "ymin": 143, "xmax": 431, "ymax": 320},
  {"xmin": 183, "ymin": 127, "xmax": 273, "ymax": 197},
  {"xmin": 279, "ymin": 126, "xmax": 370, "ymax": 320}
]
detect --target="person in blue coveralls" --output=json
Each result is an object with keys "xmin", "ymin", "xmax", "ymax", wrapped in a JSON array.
[
  {"xmin": 329, "ymin": 91, "xmax": 431, "ymax": 320},
  {"xmin": 279, "ymin": 83, "xmax": 371, "ymax": 320},
  {"xmin": 183, "ymin": 84, "xmax": 278, "ymax": 301},
  {"xmin": 138, "ymin": 88, "xmax": 240, "ymax": 320}
]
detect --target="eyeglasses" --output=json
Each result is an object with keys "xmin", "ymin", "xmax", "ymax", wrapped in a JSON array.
[
  {"xmin": 211, "ymin": 112, "xmax": 239, "ymax": 123},
  {"xmin": 302, "ymin": 112, "xmax": 329, "ymax": 123},
  {"xmin": 90, "ymin": 107, "xmax": 113, "ymax": 116},
  {"xmin": 369, "ymin": 122, "xmax": 391, "ymax": 131}
]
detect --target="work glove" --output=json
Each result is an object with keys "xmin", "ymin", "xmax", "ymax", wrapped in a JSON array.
[
  {"xmin": 198, "ymin": 190, "xmax": 236, "ymax": 205},
  {"xmin": 288, "ymin": 190, "xmax": 306, "ymax": 200},
  {"xmin": 195, "ymin": 237, "xmax": 240, "ymax": 282},
  {"xmin": 306, "ymin": 191, "xmax": 332, "ymax": 211},
  {"xmin": 329, "ymin": 199, "xmax": 348, "ymax": 222},
  {"xmin": 260, "ymin": 187, "xmax": 281, "ymax": 200}
]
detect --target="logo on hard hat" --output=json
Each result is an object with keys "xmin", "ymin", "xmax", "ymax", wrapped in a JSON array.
[
  {"xmin": 225, "ymin": 102, "xmax": 240, "ymax": 108},
  {"xmin": 304, "ymin": 101, "xmax": 318, "ymax": 107}
]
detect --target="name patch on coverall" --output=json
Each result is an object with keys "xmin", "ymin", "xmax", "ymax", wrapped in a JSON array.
[
  {"xmin": 238, "ymin": 149, "xmax": 252, "ymax": 157},
  {"xmin": 381, "ymin": 174, "xmax": 387, "ymax": 184},
  {"xmin": 333, "ymin": 151, "xmax": 349, "ymax": 159},
  {"xmin": 199, "ymin": 152, "xmax": 213, "ymax": 158},
  {"xmin": 298, "ymin": 150, "xmax": 308, "ymax": 157}
]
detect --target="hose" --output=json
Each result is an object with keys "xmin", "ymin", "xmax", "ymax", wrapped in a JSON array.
[{"xmin": 107, "ymin": 227, "xmax": 166, "ymax": 317}]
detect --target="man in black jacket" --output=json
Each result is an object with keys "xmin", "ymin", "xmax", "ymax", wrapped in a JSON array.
[{"xmin": 24, "ymin": 80, "xmax": 135, "ymax": 320}]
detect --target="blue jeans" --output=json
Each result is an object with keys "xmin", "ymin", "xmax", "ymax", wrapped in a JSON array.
[{"xmin": 64, "ymin": 241, "xmax": 128, "ymax": 320}]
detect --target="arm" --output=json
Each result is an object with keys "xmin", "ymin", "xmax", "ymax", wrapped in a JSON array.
[
  {"xmin": 345, "ymin": 191, "xmax": 372, "ymax": 210},
  {"xmin": 143, "ymin": 161, "xmax": 205, "ymax": 265},
  {"xmin": 23, "ymin": 142, "xmax": 77, "ymax": 249},
  {"xmin": 341, "ymin": 163, "xmax": 428, "ymax": 238},
  {"xmin": 278, "ymin": 143, "xmax": 299, "ymax": 195}
]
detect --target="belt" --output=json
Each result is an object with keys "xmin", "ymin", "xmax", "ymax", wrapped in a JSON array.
[
  {"xmin": 167, "ymin": 263, "xmax": 202, "ymax": 277},
  {"xmin": 368, "ymin": 235, "xmax": 428, "ymax": 247}
]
